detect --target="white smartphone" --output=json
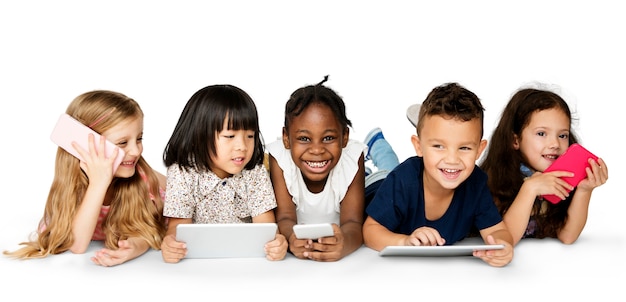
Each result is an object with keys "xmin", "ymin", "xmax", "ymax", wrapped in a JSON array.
[
  {"xmin": 50, "ymin": 113, "xmax": 125, "ymax": 172},
  {"xmin": 292, "ymin": 223, "xmax": 334, "ymax": 239}
]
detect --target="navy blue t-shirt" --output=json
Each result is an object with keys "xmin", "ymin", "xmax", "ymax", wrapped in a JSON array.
[{"xmin": 366, "ymin": 156, "xmax": 502, "ymax": 245}]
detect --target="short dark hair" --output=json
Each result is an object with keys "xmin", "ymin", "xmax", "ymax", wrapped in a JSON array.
[
  {"xmin": 163, "ymin": 84, "xmax": 265, "ymax": 172},
  {"xmin": 283, "ymin": 75, "xmax": 352, "ymax": 131},
  {"xmin": 416, "ymin": 82, "xmax": 485, "ymax": 137}
]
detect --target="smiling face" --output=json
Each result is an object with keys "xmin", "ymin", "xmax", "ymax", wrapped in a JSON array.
[
  {"xmin": 412, "ymin": 114, "xmax": 487, "ymax": 192},
  {"xmin": 282, "ymin": 102, "xmax": 348, "ymax": 192},
  {"xmin": 514, "ymin": 108, "xmax": 571, "ymax": 172},
  {"xmin": 101, "ymin": 116, "xmax": 143, "ymax": 179}
]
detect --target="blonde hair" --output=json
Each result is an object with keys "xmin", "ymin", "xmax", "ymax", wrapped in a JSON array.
[{"xmin": 4, "ymin": 90, "xmax": 166, "ymax": 259}]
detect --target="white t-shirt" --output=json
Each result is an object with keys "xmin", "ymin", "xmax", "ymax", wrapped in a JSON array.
[{"xmin": 266, "ymin": 139, "xmax": 366, "ymax": 225}]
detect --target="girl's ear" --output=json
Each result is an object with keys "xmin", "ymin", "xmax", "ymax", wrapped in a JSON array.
[
  {"xmin": 282, "ymin": 127, "xmax": 290, "ymax": 149},
  {"xmin": 512, "ymin": 133, "xmax": 520, "ymax": 150},
  {"xmin": 342, "ymin": 126, "xmax": 349, "ymax": 148}
]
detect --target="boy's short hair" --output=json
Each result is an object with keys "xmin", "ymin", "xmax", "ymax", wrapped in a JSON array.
[{"xmin": 416, "ymin": 82, "xmax": 485, "ymax": 137}]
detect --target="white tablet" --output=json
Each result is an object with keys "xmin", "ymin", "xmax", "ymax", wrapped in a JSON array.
[
  {"xmin": 176, "ymin": 223, "xmax": 277, "ymax": 259},
  {"xmin": 379, "ymin": 244, "xmax": 505, "ymax": 257}
]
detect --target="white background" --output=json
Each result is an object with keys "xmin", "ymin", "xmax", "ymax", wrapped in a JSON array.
[{"xmin": 0, "ymin": 1, "xmax": 623, "ymax": 299}]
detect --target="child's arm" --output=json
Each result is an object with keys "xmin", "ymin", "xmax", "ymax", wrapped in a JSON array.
[
  {"xmin": 363, "ymin": 216, "xmax": 411, "ymax": 251},
  {"xmin": 364, "ymin": 216, "xmax": 447, "ymax": 250},
  {"xmin": 268, "ymin": 155, "xmax": 304, "ymax": 256},
  {"xmin": 252, "ymin": 211, "xmax": 287, "ymax": 261},
  {"xmin": 70, "ymin": 135, "xmax": 118, "ymax": 254},
  {"xmin": 160, "ymin": 217, "xmax": 191, "ymax": 263},
  {"xmin": 91, "ymin": 168, "xmax": 169, "ymax": 266},
  {"xmin": 557, "ymin": 157, "xmax": 608, "ymax": 244},
  {"xmin": 503, "ymin": 170, "xmax": 574, "ymax": 245},
  {"xmin": 476, "ymin": 222, "xmax": 514, "ymax": 267}
]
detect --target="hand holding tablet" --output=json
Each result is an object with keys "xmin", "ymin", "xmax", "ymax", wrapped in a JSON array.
[{"xmin": 379, "ymin": 244, "xmax": 505, "ymax": 257}]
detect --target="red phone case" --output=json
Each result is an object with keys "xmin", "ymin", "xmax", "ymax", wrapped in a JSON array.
[{"xmin": 541, "ymin": 143, "xmax": 598, "ymax": 204}]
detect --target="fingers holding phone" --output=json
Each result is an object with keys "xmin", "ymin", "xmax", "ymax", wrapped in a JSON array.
[
  {"xmin": 51, "ymin": 113, "xmax": 125, "ymax": 184},
  {"xmin": 73, "ymin": 133, "xmax": 120, "ymax": 183}
]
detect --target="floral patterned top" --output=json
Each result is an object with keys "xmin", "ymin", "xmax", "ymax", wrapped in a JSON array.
[{"xmin": 163, "ymin": 163, "xmax": 276, "ymax": 224}]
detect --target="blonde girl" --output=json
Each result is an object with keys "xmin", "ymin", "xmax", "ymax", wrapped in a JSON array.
[{"xmin": 4, "ymin": 90, "xmax": 167, "ymax": 266}]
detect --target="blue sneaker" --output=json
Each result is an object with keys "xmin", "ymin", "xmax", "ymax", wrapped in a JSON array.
[
  {"xmin": 364, "ymin": 127, "xmax": 384, "ymax": 160},
  {"xmin": 365, "ymin": 166, "xmax": 372, "ymax": 176}
]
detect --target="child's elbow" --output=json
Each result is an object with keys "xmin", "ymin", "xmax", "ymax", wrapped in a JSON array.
[
  {"xmin": 69, "ymin": 244, "xmax": 89, "ymax": 254},
  {"xmin": 558, "ymin": 232, "xmax": 580, "ymax": 245},
  {"xmin": 559, "ymin": 236, "xmax": 578, "ymax": 245},
  {"xmin": 70, "ymin": 247, "xmax": 87, "ymax": 254}
]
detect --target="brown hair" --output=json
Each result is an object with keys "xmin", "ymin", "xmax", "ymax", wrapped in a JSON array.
[
  {"xmin": 479, "ymin": 88, "xmax": 578, "ymax": 237},
  {"xmin": 416, "ymin": 82, "xmax": 485, "ymax": 137}
]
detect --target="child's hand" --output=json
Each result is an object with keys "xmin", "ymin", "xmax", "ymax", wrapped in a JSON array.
[
  {"xmin": 265, "ymin": 233, "xmax": 287, "ymax": 261},
  {"xmin": 577, "ymin": 158, "xmax": 608, "ymax": 193},
  {"xmin": 525, "ymin": 171, "xmax": 574, "ymax": 200},
  {"xmin": 90, "ymin": 238, "xmax": 147, "ymax": 267},
  {"xmin": 406, "ymin": 226, "xmax": 445, "ymax": 246},
  {"xmin": 287, "ymin": 233, "xmax": 313, "ymax": 259},
  {"xmin": 303, "ymin": 224, "xmax": 343, "ymax": 262},
  {"xmin": 473, "ymin": 235, "xmax": 513, "ymax": 267},
  {"xmin": 160, "ymin": 234, "xmax": 186, "ymax": 263},
  {"xmin": 74, "ymin": 133, "xmax": 119, "ymax": 186}
]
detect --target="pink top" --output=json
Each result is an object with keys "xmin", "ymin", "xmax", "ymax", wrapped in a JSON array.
[{"xmin": 91, "ymin": 206, "xmax": 111, "ymax": 240}]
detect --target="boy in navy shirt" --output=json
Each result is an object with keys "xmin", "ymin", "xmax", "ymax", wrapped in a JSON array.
[{"xmin": 363, "ymin": 82, "xmax": 514, "ymax": 267}]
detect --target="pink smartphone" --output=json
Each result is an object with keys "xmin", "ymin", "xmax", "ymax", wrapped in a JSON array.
[
  {"xmin": 541, "ymin": 143, "xmax": 599, "ymax": 204},
  {"xmin": 50, "ymin": 113, "xmax": 125, "ymax": 172}
]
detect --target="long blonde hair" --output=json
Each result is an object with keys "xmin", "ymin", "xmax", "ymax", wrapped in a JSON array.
[{"xmin": 4, "ymin": 90, "xmax": 166, "ymax": 259}]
